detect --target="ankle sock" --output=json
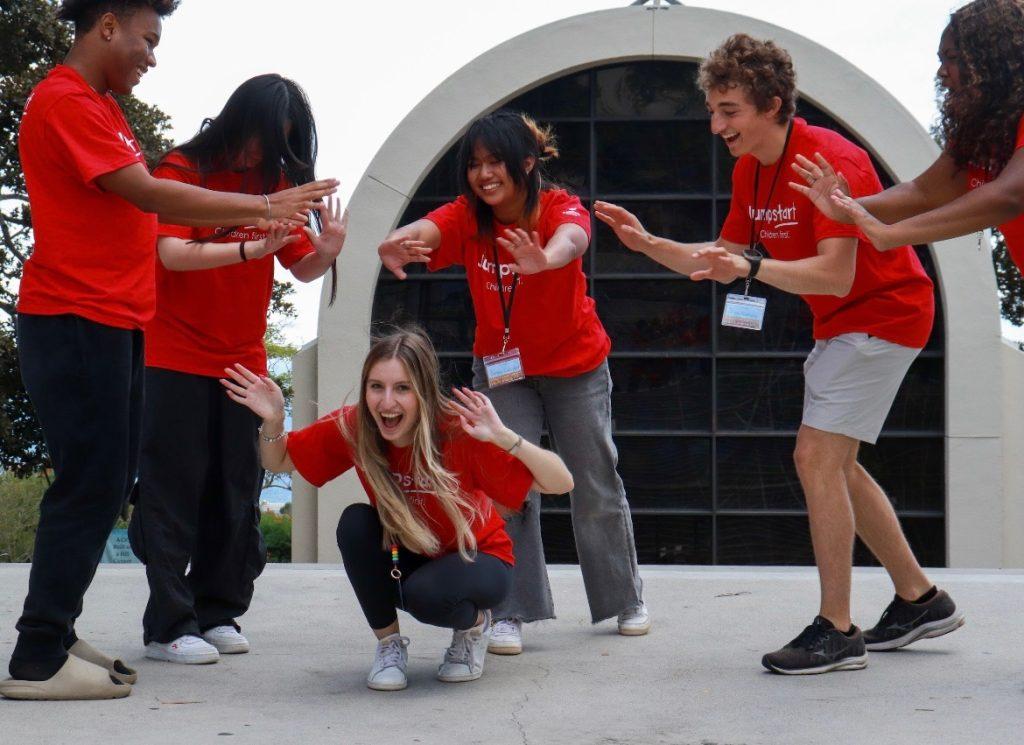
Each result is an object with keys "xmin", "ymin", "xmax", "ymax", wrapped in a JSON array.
[{"xmin": 909, "ymin": 585, "xmax": 938, "ymax": 604}]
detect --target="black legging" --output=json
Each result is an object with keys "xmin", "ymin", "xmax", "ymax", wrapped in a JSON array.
[{"xmin": 337, "ymin": 503, "xmax": 512, "ymax": 631}]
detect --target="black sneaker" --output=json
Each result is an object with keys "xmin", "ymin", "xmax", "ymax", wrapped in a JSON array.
[
  {"xmin": 762, "ymin": 616, "xmax": 868, "ymax": 675},
  {"xmin": 863, "ymin": 588, "xmax": 965, "ymax": 651}
]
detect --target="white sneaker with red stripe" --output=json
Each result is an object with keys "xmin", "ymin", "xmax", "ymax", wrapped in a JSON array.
[{"xmin": 145, "ymin": 635, "xmax": 220, "ymax": 664}]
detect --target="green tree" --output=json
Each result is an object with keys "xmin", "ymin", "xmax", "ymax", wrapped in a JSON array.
[
  {"xmin": 0, "ymin": 0, "xmax": 174, "ymax": 475},
  {"xmin": 261, "ymin": 278, "xmax": 298, "ymax": 495}
]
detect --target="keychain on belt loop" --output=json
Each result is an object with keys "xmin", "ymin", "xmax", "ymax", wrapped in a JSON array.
[{"xmin": 390, "ymin": 543, "xmax": 405, "ymax": 609}]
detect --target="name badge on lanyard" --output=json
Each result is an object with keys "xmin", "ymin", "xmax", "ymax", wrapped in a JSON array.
[{"xmin": 483, "ymin": 245, "xmax": 525, "ymax": 388}]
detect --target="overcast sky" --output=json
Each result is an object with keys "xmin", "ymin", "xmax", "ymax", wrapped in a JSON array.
[{"xmin": 136, "ymin": 0, "xmax": 957, "ymax": 346}]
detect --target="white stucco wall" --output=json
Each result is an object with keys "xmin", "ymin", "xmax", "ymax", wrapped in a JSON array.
[{"xmin": 292, "ymin": 5, "xmax": 1008, "ymax": 566}]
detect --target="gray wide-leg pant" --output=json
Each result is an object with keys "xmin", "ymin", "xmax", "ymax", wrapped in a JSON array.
[{"xmin": 473, "ymin": 358, "xmax": 643, "ymax": 623}]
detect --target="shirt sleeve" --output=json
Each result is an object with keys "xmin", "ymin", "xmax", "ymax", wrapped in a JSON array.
[
  {"xmin": 152, "ymin": 158, "xmax": 199, "ymax": 240},
  {"xmin": 286, "ymin": 407, "xmax": 356, "ymax": 487},
  {"xmin": 276, "ymin": 229, "xmax": 315, "ymax": 269},
  {"xmin": 541, "ymin": 191, "xmax": 592, "ymax": 241},
  {"xmin": 423, "ymin": 198, "xmax": 469, "ymax": 271},
  {"xmin": 45, "ymin": 94, "xmax": 144, "ymax": 188},
  {"xmin": 464, "ymin": 436, "xmax": 534, "ymax": 511}
]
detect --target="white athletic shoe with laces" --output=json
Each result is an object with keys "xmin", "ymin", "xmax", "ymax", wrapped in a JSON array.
[
  {"xmin": 367, "ymin": 634, "xmax": 410, "ymax": 691},
  {"xmin": 487, "ymin": 617, "xmax": 523, "ymax": 655},
  {"xmin": 438, "ymin": 610, "xmax": 491, "ymax": 683},
  {"xmin": 145, "ymin": 634, "xmax": 220, "ymax": 664},
  {"xmin": 202, "ymin": 625, "xmax": 250, "ymax": 654},
  {"xmin": 617, "ymin": 603, "xmax": 652, "ymax": 636}
]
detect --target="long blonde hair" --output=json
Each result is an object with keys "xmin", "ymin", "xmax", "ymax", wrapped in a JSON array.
[{"xmin": 341, "ymin": 328, "xmax": 485, "ymax": 561}]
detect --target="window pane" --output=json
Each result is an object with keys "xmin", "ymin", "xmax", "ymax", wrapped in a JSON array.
[
  {"xmin": 544, "ymin": 121, "xmax": 590, "ymax": 195},
  {"xmin": 371, "ymin": 277, "xmax": 474, "ymax": 352},
  {"xmin": 508, "ymin": 71, "xmax": 590, "ymax": 118},
  {"xmin": 858, "ymin": 438, "xmax": 945, "ymax": 512},
  {"xmin": 717, "ymin": 358, "xmax": 805, "ymax": 432},
  {"xmin": 595, "ymin": 61, "xmax": 705, "ymax": 118},
  {"xmin": 717, "ymin": 515, "xmax": 814, "ymax": 565},
  {"xmin": 616, "ymin": 436, "xmax": 712, "ymax": 509},
  {"xmin": 715, "ymin": 283, "xmax": 815, "ymax": 353},
  {"xmin": 715, "ymin": 139, "xmax": 736, "ymax": 198},
  {"xmin": 597, "ymin": 279, "xmax": 712, "ymax": 352},
  {"xmin": 596, "ymin": 121, "xmax": 711, "ymax": 194},
  {"xmin": 884, "ymin": 358, "xmax": 943, "ymax": 432},
  {"xmin": 594, "ymin": 200, "xmax": 712, "ymax": 274},
  {"xmin": 717, "ymin": 436, "xmax": 803, "ymax": 510},
  {"xmin": 540, "ymin": 513, "xmax": 713, "ymax": 564},
  {"xmin": 438, "ymin": 356, "xmax": 474, "ymax": 390},
  {"xmin": 610, "ymin": 358, "xmax": 712, "ymax": 431},
  {"xmin": 414, "ymin": 145, "xmax": 460, "ymax": 199}
]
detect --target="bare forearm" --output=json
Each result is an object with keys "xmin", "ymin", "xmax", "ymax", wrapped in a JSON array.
[
  {"xmin": 757, "ymin": 255, "xmax": 853, "ymax": 297},
  {"xmin": 140, "ymin": 179, "xmax": 268, "ymax": 226},
  {"xmin": 158, "ymin": 237, "xmax": 248, "ymax": 271},
  {"xmin": 541, "ymin": 233, "xmax": 587, "ymax": 270},
  {"xmin": 493, "ymin": 428, "xmax": 573, "ymax": 494},
  {"xmin": 641, "ymin": 237, "xmax": 719, "ymax": 276},
  {"xmin": 258, "ymin": 414, "xmax": 291, "ymax": 473},
  {"xmin": 858, "ymin": 182, "xmax": 940, "ymax": 224},
  {"xmin": 880, "ymin": 183, "xmax": 1024, "ymax": 246},
  {"xmin": 290, "ymin": 251, "xmax": 335, "ymax": 282}
]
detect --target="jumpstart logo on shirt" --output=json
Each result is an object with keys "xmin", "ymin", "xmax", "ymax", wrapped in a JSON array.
[
  {"xmin": 391, "ymin": 470, "xmax": 432, "ymax": 507},
  {"xmin": 477, "ymin": 252, "xmax": 521, "ymax": 293},
  {"xmin": 749, "ymin": 202, "xmax": 800, "ymax": 241},
  {"xmin": 117, "ymin": 131, "xmax": 141, "ymax": 157}
]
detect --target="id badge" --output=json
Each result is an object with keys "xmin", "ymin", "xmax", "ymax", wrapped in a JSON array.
[
  {"xmin": 483, "ymin": 347, "xmax": 525, "ymax": 387},
  {"xmin": 721, "ymin": 293, "xmax": 767, "ymax": 331}
]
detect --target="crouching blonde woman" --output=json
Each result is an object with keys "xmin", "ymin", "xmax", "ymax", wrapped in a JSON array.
[{"xmin": 221, "ymin": 328, "xmax": 573, "ymax": 690}]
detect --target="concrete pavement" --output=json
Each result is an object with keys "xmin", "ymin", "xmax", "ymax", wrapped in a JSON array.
[{"xmin": 0, "ymin": 564, "xmax": 1020, "ymax": 745}]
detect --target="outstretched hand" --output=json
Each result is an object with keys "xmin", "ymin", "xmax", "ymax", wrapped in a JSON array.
[
  {"xmin": 829, "ymin": 191, "xmax": 900, "ymax": 250},
  {"xmin": 689, "ymin": 246, "xmax": 748, "ymax": 283},
  {"xmin": 789, "ymin": 152, "xmax": 852, "ymax": 223},
  {"xmin": 497, "ymin": 228, "xmax": 548, "ymax": 275},
  {"xmin": 220, "ymin": 364, "xmax": 286, "ymax": 421},
  {"xmin": 305, "ymin": 196, "xmax": 349, "ymax": 260},
  {"xmin": 593, "ymin": 201, "xmax": 657, "ymax": 254},
  {"xmin": 250, "ymin": 221, "xmax": 300, "ymax": 260},
  {"xmin": 450, "ymin": 387, "xmax": 506, "ymax": 444},
  {"xmin": 378, "ymin": 236, "xmax": 432, "ymax": 279}
]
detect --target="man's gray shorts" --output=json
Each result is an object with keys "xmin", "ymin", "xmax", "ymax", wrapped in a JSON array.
[{"xmin": 802, "ymin": 332, "xmax": 921, "ymax": 444}]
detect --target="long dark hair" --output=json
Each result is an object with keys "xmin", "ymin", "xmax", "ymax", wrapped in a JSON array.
[
  {"xmin": 455, "ymin": 110, "xmax": 559, "ymax": 240},
  {"xmin": 160, "ymin": 74, "xmax": 337, "ymax": 302},
  {"xmin": 942, "ymin": 0, "xmax": 1024, "ymax": 176}
]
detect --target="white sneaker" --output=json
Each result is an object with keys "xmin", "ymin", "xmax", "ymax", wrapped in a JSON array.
[
  {"xmin": 617, "ymin": 603, "xmax": 651, "ymax": 636},
  {"xmin": 145, "ymin": 635, "xmax": 220, "ymax": 664},
  {"xmin": 437, "ymin": 610, "xmax": 491, "ymax": 683},
  {"xmin": 367, "ymin": 634, "xmax": 410, "ymax": 691},
  {"xmin": 202, "ymin": 625, "xmax": 250, "ymax": 654},
  {"xmin": 487, "ymin": 617, "xmax": 522, "ymax": 655}
]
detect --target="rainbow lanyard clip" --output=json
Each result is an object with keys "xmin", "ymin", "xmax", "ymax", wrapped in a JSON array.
[{"xmin": 390, "ymin": 543, "xmax": 405, "ymax": 609}]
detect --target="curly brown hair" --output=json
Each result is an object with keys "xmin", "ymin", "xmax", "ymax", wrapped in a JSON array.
[
  {"xmin": 942, "ymin": 0, "xmax": 1024, "ymax": 175},
  {"xmin": 698, "ymin": 34, "xmax": 797, "ymax": 124}
]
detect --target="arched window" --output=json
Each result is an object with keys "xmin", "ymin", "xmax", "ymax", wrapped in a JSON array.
[{"xmin": 372, "ymin": 61, "xmax": 946, "ymax": 565}]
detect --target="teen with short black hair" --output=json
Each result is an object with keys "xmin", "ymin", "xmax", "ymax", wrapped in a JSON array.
[
  {"xmin": 224, "ymin": 328, "xmax": 573, "ymax": 690},
  {"xmin": 1, "ymin": 0, "xmax": 336, "ymax": 701}
]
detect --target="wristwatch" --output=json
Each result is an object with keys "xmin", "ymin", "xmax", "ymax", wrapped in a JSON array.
[{"xmin": 742, "ymin": 248, "xmax": 763, "ymax": 280}]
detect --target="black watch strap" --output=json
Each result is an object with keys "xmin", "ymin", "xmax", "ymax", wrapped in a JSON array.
[{"xmin": 743, "ymin": 250, "xmax": 763, "ymax": 280}]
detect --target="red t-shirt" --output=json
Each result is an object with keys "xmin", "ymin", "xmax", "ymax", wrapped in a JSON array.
[
  {"xmin": 721, "ymin": 118, "xmax": 934, "ymax": 348},
  {"xmin": 287, "ymin": 407, "xmax": 533, "ymax": 564},
  {"xmin": 425, "ymin": 190, "xmax": 610, "ymax": 377},
  {"xmin": 967, "ymin": 115, "xmax": 1024, "ymax": 271},
  {"xmin": 17, "ymin": 65, "xmax": 158, "ymax": 330},
  {"xmin": 146, "ymin": 152, "xmax": 315, "ymax": 378}
]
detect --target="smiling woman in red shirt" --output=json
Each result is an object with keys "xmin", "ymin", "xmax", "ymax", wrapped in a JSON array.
[
  {"xmin": 222, "ymin": 328, "xmax": 573, "ymax": 690},
  {"xmin": 791, "ymin": 0, "xmax": 1024, "ymax": 269},
  {"xmin": 126, "ymin": 74, "xmax": 348, "ymax": 668},
  {"xmin": 2, "ymin": 0, "xmax": 337, "ymax": 703},
  {"xmin": 377, "ymin": 110, "xmax": 650, "ymax": 654}
]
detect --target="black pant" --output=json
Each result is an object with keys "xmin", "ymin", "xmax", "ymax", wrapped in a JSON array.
[
  {"xmin": 337, "ymin": 503, "xmax": 512, "ymax": 631},
  {"xmin": 128, "ymin": 368, "xmax": 267, "ymax": 644},
  {"xmin": 11, "ymin": 313, "xmax": 144, "ymax": 678}
]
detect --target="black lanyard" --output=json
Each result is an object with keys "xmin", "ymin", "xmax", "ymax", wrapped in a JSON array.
[
  {"xmin": 747, "ymin": 120, "xmax": 794, "ymax": 255},
  {"xmin": 491, "ymin": 244, "xmax": 519, "ymax": 353}
]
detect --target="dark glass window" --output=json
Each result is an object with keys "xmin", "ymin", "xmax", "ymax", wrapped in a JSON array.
[{"xmin": 371, "ymin": 61, "xmax": 947, "ymax": 566}]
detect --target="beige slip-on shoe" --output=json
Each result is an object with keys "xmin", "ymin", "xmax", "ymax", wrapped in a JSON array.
[
  {"xmin": 68, "ymin": 639, "xmax": 138, "ymax": 685},
  {"xmin": 0, "ymin": 655, "xmax": 131, "ymax": 700}
]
